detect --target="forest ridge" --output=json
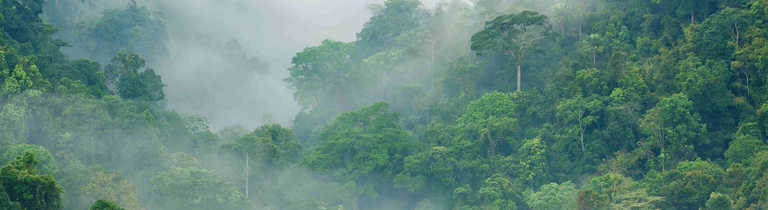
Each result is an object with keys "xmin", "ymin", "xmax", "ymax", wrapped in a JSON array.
[{"xmin": 2, "ymin": 0, "xmax": 768, "ymax": 209}]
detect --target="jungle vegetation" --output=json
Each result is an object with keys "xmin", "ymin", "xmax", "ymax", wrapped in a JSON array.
[{"xmin": 2, "ymin": 0, "xmax": 768, "ymax": 209}]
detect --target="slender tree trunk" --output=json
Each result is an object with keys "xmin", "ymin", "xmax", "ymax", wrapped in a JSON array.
[
  {"xmin": 580, "ymin": 131, "xmax": 585, "ymax": 153},
  {"xmin": 592, "ymin": 51, "xmax": 597, "ymax": 66},
  {"xmin": 468, "ymin": 39, "xmax": 473, "ymax": 65},
  {"xmin": 735, "ymin": 23, "xmax": 740, "ymax": 48},
  {"xmin": 745, "ymin": 71, "xmax": 750, "ymax": 98},
  {"xmin": 579, "ymin": 114, "xmax": 585, "ymax": 153},
  {"xmin": 517, "ymin": 63, "xmax": 522, "ymax": 92},
  {"xmin": 691, "ymin": 8, "xmax": 695, "ymax": 24}
]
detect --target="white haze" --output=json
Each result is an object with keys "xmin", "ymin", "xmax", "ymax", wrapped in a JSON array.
[
  {"xmin": 51, "ymin": 0, "xmax": 444, "ymax": 129},
  {"xmin": 132, "ymin": 0, "xmax": 443, "ymax": 130}
]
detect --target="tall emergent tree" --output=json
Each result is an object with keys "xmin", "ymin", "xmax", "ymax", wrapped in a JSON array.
[
  {"xmin": 223, "ymin": 124, "xmax": 301, "ymax": 199},
  {"xmin": 104, "ymin": 51, "xmax": 165, "ymax": 103},
  {"xmin": 286, "ymin": 40, "xmax": 356, "ymax": 110},
  {"xmin": 471, "ymin": 11, "xmax": 550, "ymax": 92}
]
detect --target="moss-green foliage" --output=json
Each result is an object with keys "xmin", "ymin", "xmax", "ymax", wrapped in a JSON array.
[
  {"xmin": 525, "ymin": 181, "xmax": 578, "ymax": 210},
  {"xmin": 90, "ymin": 199, "xmax": 124, "ymax": 210},
  {"xmin": 304, "ymin": 103, "xmax": 416, "ymax": 207},
  {"xmin": 45, "ymin": 0, "xmax": 167, "ymax": 64},
  {"xmin": 5, "ymin": 0, "xmax": 768, "ymax": 209},
  {"xmin": 0, "ymin": 152, "xmax": 62, "ymax": 210},
  {"xmin": 106, "ymin": 50, "xmax": 165, "ymax": 103},
  {"xmin": 1, "ymin": 144, "xmax": 57, "ymax": 175},
  {"xmin": 705, "ymin": 192, "xmax": 734, "ymax": 210},
  {"xmin": 150, "ymin": 166, "xmax": 248, "ymax": 210},
  {"xmin": 0, "ymin": 182, "xmax": 23, "ymax": 210},
  {"xmin": 282, "ymin": 0, "xmax": 768, "ymax": 208}
]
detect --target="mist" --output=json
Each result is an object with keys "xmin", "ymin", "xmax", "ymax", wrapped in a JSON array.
[
  {"xmin": 52, "ymin": 0, "xmax": 442, "ymax": 129},
  {"xmin": 6, "ymin": 0, "xmax": 762, "ymax": 209},
  {"xmin": 146, "ymin": 0, "xmax": 366, "ymax": 129},
  {"xmin": 136, "ymin": 0, "xmax": 429, "ymax": 129}
]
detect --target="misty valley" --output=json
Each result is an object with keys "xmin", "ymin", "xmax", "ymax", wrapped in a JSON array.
[{"xmin": 2, "ymin": 0, "xmax": 768, "ymax": 209}]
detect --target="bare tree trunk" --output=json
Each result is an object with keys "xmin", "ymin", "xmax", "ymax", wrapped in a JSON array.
[
  {"xmin": 745, "ymin": 72, "xmax": 750, "ymax": 98},
  {"xmin": 691, "ymin": 8, "xmax": 695, "ymax": 24},
  {"xmin": 517, "ymin": 63, "xmax": 522, "ymax": 92},
  {"xmin": 592, "ymin": 51, "xmax": 597, "ymax": 66},
  {"xmin": 735, "ymin": 23, "xmax": 740, "ymax": 48},
  {"xmin": 579, "ymin": 113, "xmax": 585, "ymax": 153},
  {"xmin": 580, "ymin": 131, "xmax": 585, "ymax": 153}
]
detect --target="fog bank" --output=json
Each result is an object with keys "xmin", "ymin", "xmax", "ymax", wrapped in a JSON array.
[{"xmin": 146, "ymin": 0, "xmax": 370, "ymax": 129}]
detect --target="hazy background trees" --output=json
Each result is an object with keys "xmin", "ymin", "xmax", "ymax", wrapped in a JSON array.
[{"xmin": 2, "ymin": 0, "xmax": 768, "ymax": 209}]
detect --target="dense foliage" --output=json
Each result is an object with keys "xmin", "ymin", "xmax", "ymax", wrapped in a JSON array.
[{"xmin": 2, "ymin": 0, "xmax": 768, "ymax": 209}]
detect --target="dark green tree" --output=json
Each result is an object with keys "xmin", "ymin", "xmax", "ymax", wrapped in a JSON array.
[
  {"xmin": 475, "ymin": 173, "xmax": 524, "ymax": 210},
  {"xmin": 286, "ymin": 40, "xmax": 358, "ymax": 110},
  {"xmin": 105, "ymin": 51, "xmax": 164, "ymax": 102},
  {"xmin": 357, "ymin": 0, "xmax": 427, "ymax": 55},
  {"xmin": 90, "ymin": 199, "xmax": 124, "ymax": 210},
  {"xmin": 519, "ymin": 137, "xmax": 548, "ymax": 188},
  {"xmin": 74, "ymin": 0, "xmax": 168, "ymax": 63},
  {"xmin": 304, "ymin": 102, "xmax": 416, "ymax": 206},
  {"xmin": 471, "ymin": 11, "xmax": 550, "ymax": 92},
  {"xmin": 456, "ymin": 91, "xmax": 519, "ymax": 158},
  {"xmin": 646, "ymin": 160, "xmax": 724, "ymax": 209},
  {"xmin": 556, "ymin": 95, "xmax": 604, "ymax": 154},
  {"xmin": 0, "ymin": 182, "xmax": 23, "ymax": 210},
  {"xmin": 639, "ymin": 93, "xmax": 706, "ymax": 171},
  {"xmin": 705, "ymin": 192, "xmax": 733, "ymax": 210},
  {"xmin": 0, "ymin": 152, "xmax": 62, "ymax": 210}
]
